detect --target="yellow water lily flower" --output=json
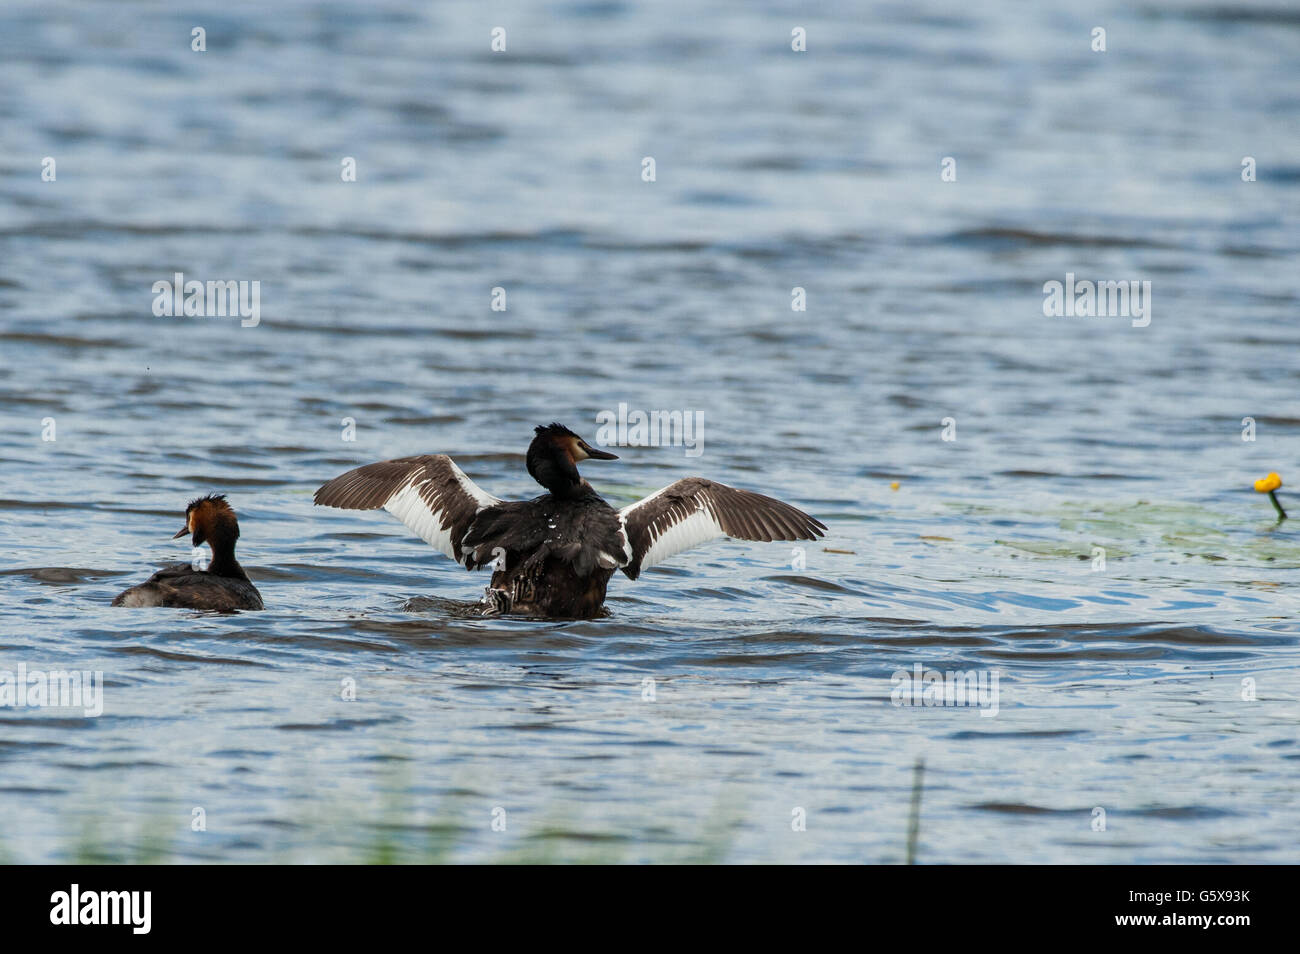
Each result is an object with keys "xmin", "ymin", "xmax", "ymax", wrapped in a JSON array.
[
  {"xmin": 1254, "ymin": 472, "xmax": 1287, "ymax": 521},
  {"xmin": 1254, "ymin": 472, "xmax": 1282, "ymax": 493}
]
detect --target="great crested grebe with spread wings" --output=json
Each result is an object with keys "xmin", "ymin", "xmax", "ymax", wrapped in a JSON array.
[{"xmin": 314, "ymin": 423, "xmax": 826, "ymax": 618}]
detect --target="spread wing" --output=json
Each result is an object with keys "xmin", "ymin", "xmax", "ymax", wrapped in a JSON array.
[
  {"xmin": 313, "ymin": 455, "xmax": 500, "ymax": 566},
  {"xmin": 618, "ymin": 477, "xmax": 826, "ymax": 580}
]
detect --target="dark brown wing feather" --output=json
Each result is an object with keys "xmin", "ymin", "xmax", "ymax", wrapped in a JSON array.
[
  {"xmin": 313, "ymin": 454, "xmax": 500, "ymax": 565},
  {"xmin": 619, "ymin": 477, "xmax": 826, "ymax": 580}
]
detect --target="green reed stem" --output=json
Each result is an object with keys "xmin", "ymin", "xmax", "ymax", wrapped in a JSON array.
[{"xmin": 905, "ymin": 758, "xmax": 925, "ymax": 865}]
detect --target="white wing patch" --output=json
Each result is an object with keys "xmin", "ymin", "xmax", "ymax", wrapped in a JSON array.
[
  {"xmin": 616, "ymin": 477, "xmax": 825, "ymax": 580},
  {"xmin": 447, "ymin": 458, "xmax": 501, "ymax": 510},
  {"xmin": 383, "ymin": 483, "xmax": 460, "ymax": 561},
  {"xmin": 619, "ymin": 494, "xmax": 726, "ymax": 575},
  {"xmin": 381, "ymin": 460, "xmax": 499, "ymax": 565}
]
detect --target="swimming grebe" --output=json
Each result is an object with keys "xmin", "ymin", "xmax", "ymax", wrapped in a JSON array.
[
  {"xmin": 111, "ymin": 494, "xmax": 263, "ymax": 611},
  {"xmin": 314, "ymin": 423, "xmax": 826, "ymax": 618}
]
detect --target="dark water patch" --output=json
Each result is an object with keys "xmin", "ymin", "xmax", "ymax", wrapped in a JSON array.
[
  {"xmin": 524, "ymin": 828, "xmax": 630, "ymax": 845},
  {"xmin": 762, "ymin": 575, "xmax": 863, "ymax": 594},
  {"xmin": 175, "ymin": 476, "xmax": 290, "ymax": 488},
  {"xmin": 275, "ymin": 717, "xmax": 404, "ymax": 731},
  {"xmin": 251, "ymin": 817, "xmax": 309, "ymax": 831},
  {"xmin": 679, "ymin": 191, "xmax": 762, "ymax": 208},
  {"xmin": 0, "ymin": 567, "xmax": 124, "ymax": 584},
  {"xmin": 0, "ymin": 499, "xmax": 85, "ymax": 511},
  {"xmin": 680, "ymin": 650, "xmax": 851, "ymax": 668},
  {"xmin": 982, "ymin": 646, "xmax": 1250, "ymax": 663},
  {"xmin": 108, "ymin": 646, "xmax": 274, "ymax": 667},
  {"xmin": 239, "ymin": 566, "xmax": 304, "ymax": 582},
  {"xmin": 207, "ymin": 749, "xmax": 276, "ymax": 759},
  {"xmin": 318, "ymin": 531, "xmax": 403, "ymax": 542},
  {"xmin": 938, "ymin": 227, "xmax": 1180, "ymax": 250},
  {"xmin": 989, "ymin": 623, "xmax": 1280, "ymax": 647},
  {"xmin": 1131, "ymin": 805, "xmax": 1238, "ymax": 819},
  {"xmin": 946, "ymin": 738, "xmax": 1086, "ymax": 743},
  {"xmin": 882, "ymin": 633, "xmax": 1002, "ymax": 648},
  {"xmin": 60, "ymin": 760, "xmax": 170, "ymax": 771},
  {"xmin": 209, "ymin": 627, "xmax": 410, "ymax": 655},
  {"xmin": 291, "ymin": 224, "xmax": 587, "ymax": 249},
  {"xmin": 275, "ymin": 562, "xmax": 408, "ymax": 581},
  {"xmin": 970, "ymin": 802, "xmax": 1082, "ymax": 815},
  {"xmin": 1162, "ymin": 5, "xmax": 1300, "ymax": 27},
  {"xmin": 0, "ymin": 332, "xmax": 126, "ymax": 349},
  {"xmin": 0, "ymin": 717, "xmax": 102, "ymax": 730},
  {"xmin": 339, "ymin": 616, "xmax": 596, "ymax": 650},
  {"xmin": 681, "ymin": 586, "xmax": 747, "ymax": 602}
]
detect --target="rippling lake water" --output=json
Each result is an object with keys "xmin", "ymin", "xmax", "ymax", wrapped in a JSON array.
[{"xmin": 1, "ymin": 0, "xmax": 1298, "ymax": 863}]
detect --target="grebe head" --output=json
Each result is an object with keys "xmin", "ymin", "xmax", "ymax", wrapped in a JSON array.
[
  {"xmin": 172, "ymin": 493, "xmax": 240, "ymax": 549},
  {"xmin": 526, "ymin": 422, "xmax": 618, "ymax": 493}
]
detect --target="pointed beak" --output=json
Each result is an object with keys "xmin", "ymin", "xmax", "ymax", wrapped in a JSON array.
[
  {"xmin": 172, "ymin": 526, "xmax": 190, "ymax": 540},
  {"xmin": 585, "ymin": 447, "xmax": 618, "ymax": 460}
]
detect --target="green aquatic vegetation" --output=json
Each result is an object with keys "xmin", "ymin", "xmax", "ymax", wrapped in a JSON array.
[
  {"xmin": 0, "ymin": 778, "xmax": 758, "ymax": 864},
  {"xmin": 906, "ymin": 758, "xmax": 925, "ymax": 865},
  {"xmin": 991, "ymin": 500, "xmax": 1300, "ymax": 568},
  {"xmin": 994, "ymin": 538, "xmax": 1133, "ymax": 560}
]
